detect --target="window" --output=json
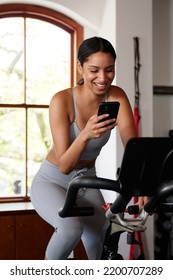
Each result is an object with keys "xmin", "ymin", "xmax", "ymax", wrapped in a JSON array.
[{"xmin": 0, "ymin": 4, "xmax": 83, "ymax": 202}]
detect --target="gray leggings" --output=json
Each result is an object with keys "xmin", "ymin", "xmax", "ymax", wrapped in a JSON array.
[{"xmin": 30, "ymin": 160, "xmax": 107, "ymax": 260}]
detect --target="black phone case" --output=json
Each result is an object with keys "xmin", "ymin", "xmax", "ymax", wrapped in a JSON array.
[{"xmin": 98, "ymin": 101, "xmax": 120, "ymax": 120}]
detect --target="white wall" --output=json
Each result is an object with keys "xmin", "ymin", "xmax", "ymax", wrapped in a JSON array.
[
  {"xmin": 116, "ymin": 0, "xmax": 153, "ymax": 138},
  {"xmin": 153, "ymin": 0, "xmax": 173, "ymax": 86},
  {"xmin": 153, "ymin": 0, "xmax": 173, "ymax": 137},
  {"xmin": 154, "ymin": 94, "xmax": 173, "ymax": 136}
]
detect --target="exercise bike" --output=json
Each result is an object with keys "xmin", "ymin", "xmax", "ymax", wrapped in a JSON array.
[{"xmin": 58, "ymin": 137, "xmax": 173, "ymax": 259}]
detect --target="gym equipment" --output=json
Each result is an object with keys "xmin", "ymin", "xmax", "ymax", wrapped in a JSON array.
[{"xmin": 58, "ymin": 137, "xmax": 173, "ymax": 259}]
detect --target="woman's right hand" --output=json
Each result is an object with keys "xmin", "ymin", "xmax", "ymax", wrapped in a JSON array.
[{"xmin": 82, "ymin": 113, "xmax": 117, "ymax": 140}]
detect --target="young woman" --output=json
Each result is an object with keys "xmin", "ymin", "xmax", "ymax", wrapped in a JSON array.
[{"xmin": 30, "ymin": 36, "xmax": 137, "ymax": 260}]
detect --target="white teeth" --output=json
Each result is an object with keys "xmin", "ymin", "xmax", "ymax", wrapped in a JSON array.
[{"xmin": 95, "ymin": 83, "xmax": 106, "ymax": 87}]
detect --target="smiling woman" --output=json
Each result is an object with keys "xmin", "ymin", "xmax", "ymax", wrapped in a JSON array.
[
  {"xmin": 30, "ymin": 36, "xmax": 137, "ymax": 260},
  {"xmin": 0, "ymin": 3, "xmax": 83, "ymax": 202}
]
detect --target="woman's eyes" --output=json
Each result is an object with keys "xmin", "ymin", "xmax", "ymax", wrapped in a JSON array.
[
  {"xmin": 90, "ymin": 69, "xmax": 98, "ymax": 73},
  {"xmin": 106, "ymin": 68, "xmax": 114, "ymax": 73},
  {"xmin": 89, "ymin": 68, "xmax": 114, "ymax": 73}
]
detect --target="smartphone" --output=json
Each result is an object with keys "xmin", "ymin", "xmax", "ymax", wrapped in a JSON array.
[{"xmin": 98, "ymin": 101, "xmax": 120, "ymax": 122}]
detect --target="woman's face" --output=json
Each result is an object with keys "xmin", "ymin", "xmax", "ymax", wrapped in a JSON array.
[{"xmin": 78, "ymin": 51, "xmax": 115, "ymax": 95}]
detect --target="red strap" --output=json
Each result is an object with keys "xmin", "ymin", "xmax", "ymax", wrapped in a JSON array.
[{"xmin": 134, "ymin": 107, "xmax": 139, "ymax": 135}]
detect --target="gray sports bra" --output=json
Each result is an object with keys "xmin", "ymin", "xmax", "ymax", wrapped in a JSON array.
[{"xmin": 70, "ymin": 88, "xmax": 111, "ymax": 160}]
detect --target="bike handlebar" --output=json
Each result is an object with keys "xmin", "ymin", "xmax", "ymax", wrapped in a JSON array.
[
  {"xmin": 144, "ymin": 180, "xmax": 173, "ymax": 213},
  {"xmin": 58, "ymin": 177, "xmax": 173, "ymax": 218},
  {"xmin": 58, "ymin": 176, "xmax": 121, "ymax": 217}
]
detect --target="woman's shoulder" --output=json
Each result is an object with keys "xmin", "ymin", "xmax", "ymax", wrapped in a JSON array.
[
  {"xmin": 50, "ymin": 87, "xmax": 73, "ymax": 106},
  {"xmin": 109, "ymin": 85, "xmax": 127, "ymax": 100},
  {"xmin": 51, "ymin": 87, "xmax": 72, "ymax": 99}
]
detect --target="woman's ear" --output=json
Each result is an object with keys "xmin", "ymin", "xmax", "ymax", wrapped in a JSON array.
[{"xmin": 77, "ymin": 60, "xmax": 83, "ymax": 75}]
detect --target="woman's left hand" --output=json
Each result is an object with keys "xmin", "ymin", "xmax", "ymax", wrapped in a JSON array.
[{"xmin": 137, "ymin": 196, "xmax": 149, "ymax": 209}]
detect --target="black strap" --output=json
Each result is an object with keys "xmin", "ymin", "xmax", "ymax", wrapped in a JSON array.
[{"xmin": 133, "ymin": 37, "xmax": 141, "ymax": 108}]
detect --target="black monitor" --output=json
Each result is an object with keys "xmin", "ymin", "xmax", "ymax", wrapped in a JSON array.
[{"xmin": 118, "ymin": 137, "xmax": 173, "ymax": 196}]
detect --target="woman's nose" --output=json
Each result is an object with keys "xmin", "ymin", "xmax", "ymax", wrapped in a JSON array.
[{"xmin": 98, "ymin": 71, "xmax": 106, "ymax": 82}]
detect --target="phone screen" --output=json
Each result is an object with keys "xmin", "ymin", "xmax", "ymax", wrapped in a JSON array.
[{"xmin": 98, "ymin": 101, "xmax": 120, "ymax": 121}]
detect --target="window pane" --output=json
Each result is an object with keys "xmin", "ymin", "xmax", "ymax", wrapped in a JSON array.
[
  {"xmin": 0, "ymin": 18, "xmax": 24, "ymax": 104},
  {"xmin": 27, "ymin": 108, "xmax": 52, "ymax": 194},
  {"xmin": 0, "ymin": 108, "xmax": 26, "ymax": 196},
  {"xmin": 26, "ymin": 18, "xmax": 71, "ymax": 105},
  {"xmin": 0, "ymin": 11, "xmax": 74, "ymax": 200}
]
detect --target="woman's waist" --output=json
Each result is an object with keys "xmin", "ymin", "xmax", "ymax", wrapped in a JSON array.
[
  {"xmin": 46, "ymin": 151, "xmax": 96, "ymax": 170},
  {"xmin": 38, "ymin": 159, "xmax": 96, "ymax": 189},
  {"xmin": 74, "ymin": 159, "xmax": 96, "ymax": 169}
]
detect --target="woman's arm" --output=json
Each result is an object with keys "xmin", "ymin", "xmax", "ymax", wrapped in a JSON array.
[
  {"xmin": 49, "ymin": 91, "xmax": 88, "ymax": 174},
  {"xmin": 115, "ymin": 87, "xmax": 137, "ymax": 146}
]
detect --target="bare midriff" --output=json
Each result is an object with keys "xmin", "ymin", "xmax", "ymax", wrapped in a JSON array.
[
  {"xmin": 74, "ymin": 159, "xmax": 96, "ymax": 169},
  {"xmin": 46, "ymin": 148, "xmax": 96, "ymax": 170}
]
